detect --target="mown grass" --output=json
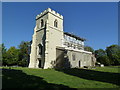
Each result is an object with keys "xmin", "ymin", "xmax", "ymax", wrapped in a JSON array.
[{"xmin": 2, "ymin": 66, "xmax": 120, "ymax": 89}]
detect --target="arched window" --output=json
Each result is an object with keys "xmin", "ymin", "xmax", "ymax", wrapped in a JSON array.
[
  {"xmin": 41, "ymin": 19, "xmax": 44, "ymax": 27},
  {"xmin": 72, "ymin": 54, "xmax": 76, "ymax": 61},
  {"xmin": 54, "ymin": 19, "xmax": 58, "ymax": 28},
  {"xmin": 38, "ymin": 44, "xmax": 42, "ymax": 55}
]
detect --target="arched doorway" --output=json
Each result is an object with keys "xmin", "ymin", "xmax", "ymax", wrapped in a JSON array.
[{"xmin": 37, "ymin": 44, "xmax": 43, "ymax": 68}]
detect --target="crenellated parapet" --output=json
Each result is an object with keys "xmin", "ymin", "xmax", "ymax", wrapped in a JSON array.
[{"xmin": 36, "ymin": 8, "xmax": 63, "ymax": 20}]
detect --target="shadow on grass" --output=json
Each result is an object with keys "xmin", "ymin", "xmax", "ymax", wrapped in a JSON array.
[
  {"xmin": 2, "ymin": 68, "xmax": 75, "ymax": 89},
  {"xmin": 55, "ymin": 68, "xmax": 120, "ymax": 86}
]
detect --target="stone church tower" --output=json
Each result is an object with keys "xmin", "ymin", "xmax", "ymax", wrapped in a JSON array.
[{"xmin": 29, "ymin": 8, "xmax": 64, "ymax": 69}]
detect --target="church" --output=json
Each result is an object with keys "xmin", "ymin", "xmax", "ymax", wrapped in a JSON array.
[{"xmin": 28, "ymin": 8, "xmax": 96, "ymax": 69}]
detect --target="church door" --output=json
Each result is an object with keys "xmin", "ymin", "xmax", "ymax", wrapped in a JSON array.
[
  {"xmin": 38, "ymin": 59, "xmax": 41, "ymax": 68},
  {"xmin": 79, "ymin": 61, "xmax": 81, "ymax": 67}
]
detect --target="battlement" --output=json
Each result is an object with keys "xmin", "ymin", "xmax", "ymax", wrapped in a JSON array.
[{"xmin": 36, "ymin": 8, "xmax": 63, "ymax": 20}]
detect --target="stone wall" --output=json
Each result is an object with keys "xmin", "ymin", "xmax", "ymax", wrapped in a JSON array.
[{"xmin": 55, "ymin": 47, "xmax": 96, "ymax": 69}]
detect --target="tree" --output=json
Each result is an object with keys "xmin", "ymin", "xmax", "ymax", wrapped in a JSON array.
[
  {"xmin": 0, "ymin": 43, "xmax": 7, "ymax": 66},
  {"xmin": 106, "ymin": 45, "xmax": 120, "ymax": 65},
  {"xmin": 95, "ymin": 49, "xmax": 110, "ymax": 66},
  {"xmin": 5, "ymin": 47, "xmax": 19, "ymax": 66},
  {"xmin": 18, "ymin": 41, "xmax": 31, "ymax": 67},
  {"xmin": 84, "ymin": 46, "xmax": 94, "ymax": 53},
  {"xmin": 0, "ymin": 44, "xmax": 2, "ymax": 66}
]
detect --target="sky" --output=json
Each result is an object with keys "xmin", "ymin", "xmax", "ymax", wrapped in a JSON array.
[{"xmin": 2, "ymin": 2, "xmax": 118, "ymax": 50}]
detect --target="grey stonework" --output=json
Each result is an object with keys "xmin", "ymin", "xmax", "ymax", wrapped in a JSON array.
[{"xmin": 55, "ymin": 47, "xmax": 96, "ymax": 69}]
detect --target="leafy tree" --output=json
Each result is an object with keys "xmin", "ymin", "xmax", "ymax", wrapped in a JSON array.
[
  {"xmin": 106, "ymin": 45, "xmax": 120, "ymax": 65},
  {"xmin": 84, "ymin": 46, "xmax": 94, "ymax": 53},
  {"xmin": 0, "ymin": 44, "xmax": 2, "ymax": 66},
  {"xmin": 18, "ymin": 41, "xmax": 31, "ymax": 67},
  {"xmin": 95, "ymin": 49, "xmax": 110, "ymax": 66},
  {"xmin": 5, "ymin": 47, "xmax": 19, "ymax": 66},
  {"xmin": 95, "ymin": 49, "xmax": 106, "ymax": 58},
  {"xmin": 0, "ymin": 43, "xmax": 7, "ymax": 66}
]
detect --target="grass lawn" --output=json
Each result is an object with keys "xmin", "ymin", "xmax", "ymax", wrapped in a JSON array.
[{"xmin": 2, "ymin": 66, "xmax": 120, "ymax": 89}]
